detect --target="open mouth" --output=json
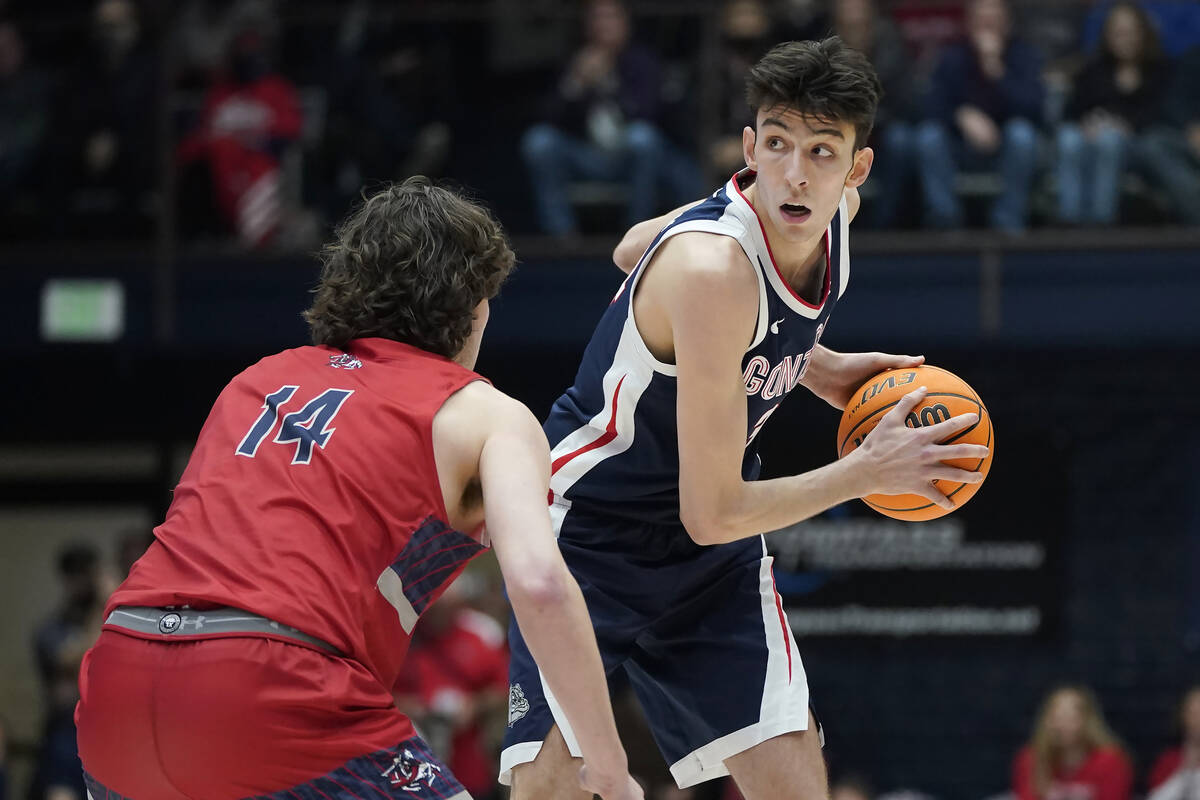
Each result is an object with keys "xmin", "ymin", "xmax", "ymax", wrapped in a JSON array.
[{"xmin": 780, "ymin": 203, "xmax": 811, "ymax": 223}]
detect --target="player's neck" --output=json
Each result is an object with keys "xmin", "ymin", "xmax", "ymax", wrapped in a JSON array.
[{"xmin": 744, "ymin": 184, "xmax": 826, "ymax": 289}]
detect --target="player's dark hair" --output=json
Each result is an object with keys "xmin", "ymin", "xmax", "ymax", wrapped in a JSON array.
[
  {"xmin": 745, "ymin": 37, "xmax": 882, "ymax": 149},
  {"xmin": 305, "ymin": 177, "xmax": 515, "ymax": 358}
]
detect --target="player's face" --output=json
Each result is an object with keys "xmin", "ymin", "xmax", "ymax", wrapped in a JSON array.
[
  {"xmin": 743, "ymin": 107, "xmax": 872, "ymax": 244},
  {"xmin": 454, "ymin": 299, "xmax": 490, "ymax": 370}
]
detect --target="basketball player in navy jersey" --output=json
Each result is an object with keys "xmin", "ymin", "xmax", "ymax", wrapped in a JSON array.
[{"xmin": 501, "ymin": 39, "xmax": 990, "ymax": 799}]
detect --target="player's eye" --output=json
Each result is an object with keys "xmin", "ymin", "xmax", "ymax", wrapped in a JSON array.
[
  {"xmin": 813, "ymin": 145, "xmax": 835, "ymax": 158},
  {"xmin": 767, "ymin": 137, "xmax": 785, "ymax": 150}
]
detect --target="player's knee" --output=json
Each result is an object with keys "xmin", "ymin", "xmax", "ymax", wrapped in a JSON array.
[
  {"xmin": 1056, "ymin": 124, "xmax": 1085, "ymax": 159},
  {"xmin": 1003, "ymin": 118, "xmax": 1038, "ymax": 152},
  {"xmin": 521, "ymin": 124, "xmax": 565, "ymax": 164},
  {"xmin": 914, "ymin": 120, "xmax": 949, "ymax": 154},
  {"xmin": 624, "ymin": 120, "xmax": 666, "ymax": 156}
]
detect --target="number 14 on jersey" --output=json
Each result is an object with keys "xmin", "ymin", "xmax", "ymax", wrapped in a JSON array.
[{"xmin": 236, "ymin": 386, "xmax": 354, "ymax": 465}]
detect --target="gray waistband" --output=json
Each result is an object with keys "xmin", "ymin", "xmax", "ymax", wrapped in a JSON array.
[{"xmin": 105, "ymin": 606, "xmax": 342, "ymax": 656}]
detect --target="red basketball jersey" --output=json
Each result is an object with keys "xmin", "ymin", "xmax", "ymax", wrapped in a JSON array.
[{"xmin": 107, "ymin": 337, "xmax": 489, "ymax": 692}]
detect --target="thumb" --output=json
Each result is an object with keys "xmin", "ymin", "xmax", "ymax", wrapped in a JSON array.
[{"xmin": 883, "ymin": 353, "xmax": 924, "ymax": 368}]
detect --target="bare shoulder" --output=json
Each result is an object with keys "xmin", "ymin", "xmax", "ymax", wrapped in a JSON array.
[
  {"xmin": 436, "ymin": 380, "xmax": 539, "ymax": 441},
  {"xmin": 432, "ymin": 380, "xmax": 546, "ymax": 509},
  {"xmin": 648, "ymin": 232, "xmax": 757, "ymax": 303}
]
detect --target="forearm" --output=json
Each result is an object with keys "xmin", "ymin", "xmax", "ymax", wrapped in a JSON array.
[
  {"xmin": 688, "ymin": 454, "xmax": 868, "ymax": 545},
  {"xmin": 613, "ymin": 199, "xmax": 705, "ymax": 273},
  {"xmin": 798, "ymin": 345, "xmax": 837, "ymax": 393},
  {"xmin": 508, "ymin": 568, "xmax": 626, "ymax": 770}
]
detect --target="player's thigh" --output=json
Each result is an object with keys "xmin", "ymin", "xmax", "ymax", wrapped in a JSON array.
[
  {"xmin": 509, "ymin": 725, "xmax": 590, "ymax": 800},
  {"xmin": 624, "ymin": 540, "xmax": 814, "ymax": 788},
  {"xmin": 724, "ymin": 712, "xmax": 828, "ymax": 800}
]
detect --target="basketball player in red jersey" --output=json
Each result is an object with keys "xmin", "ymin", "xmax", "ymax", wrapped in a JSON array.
[{"xmin": 74, "ymin": 178, "xmax": 642, "ymax": 800}]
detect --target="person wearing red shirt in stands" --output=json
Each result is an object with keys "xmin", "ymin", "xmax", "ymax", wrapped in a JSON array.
[
  {"xmin": 1013, "ymin": 686, "xmax": 1132, "ymax": 800},
  {"xmin": 1147, "ymin": 685, "xmax": 1200, "ymax": 800},
  {"xmin": 177, "ymin": 27, "xmax": 301, "ymax": 247},
  {"xmin": 395, "ymin": 575, "xmax": 510, "ymax": 800}
]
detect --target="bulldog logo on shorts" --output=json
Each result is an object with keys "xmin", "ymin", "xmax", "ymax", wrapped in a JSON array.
[
  {"xmin": 380, "ymin": 750, "xmax": 441, "ymax": 792},
  {"xmin": 508, "ymin": 683, "xmax": 530, "ymax": 726}
]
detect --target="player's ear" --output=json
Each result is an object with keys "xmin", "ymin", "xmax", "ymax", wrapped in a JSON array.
[
  {"xmin": 742, "ymin": 126, "xmax": 757, "ymax": 170},
  {"xmin": 845, "ymin": 146, "xmax": 874, "ymax": 189}
]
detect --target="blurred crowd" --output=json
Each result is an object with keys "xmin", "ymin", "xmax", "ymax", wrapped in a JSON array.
[
  {"xmin": 4, "ymin": 535, "xmax": 1200, "ymax": 800},
  {"xmin": 1, "ymin": 0, "xmax": 1200, "ymax": 250}
]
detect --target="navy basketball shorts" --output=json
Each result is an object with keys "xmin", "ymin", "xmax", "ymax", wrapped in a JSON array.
[{"xmin": 500, "ymin": 502, "xmax": 817, "ymax": 789}]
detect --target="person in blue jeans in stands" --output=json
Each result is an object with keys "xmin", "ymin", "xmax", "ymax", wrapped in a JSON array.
[
  {"xmin": 520, "ymin": 0, "xmax": 700, "ymax": 236},
  {"xmin": 915, "ymin": 0, "xmax": 1044, "ymax": 231},
  {"xmin": 1135, "ymin": 45, "xmax": 1200, "ymax": 226},
  {"xmin": 1056, "ymin": 1, "xmax": 1168, "ymax": 225}
]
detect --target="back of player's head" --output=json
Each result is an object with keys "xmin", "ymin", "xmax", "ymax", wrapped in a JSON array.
[
  {"xmin": 745, "ymin": 37, "xmax": 881, "ymax": 149},
  {"xmin": 306, "ymin": 176, "xmax": 515, "ymax": 359}
]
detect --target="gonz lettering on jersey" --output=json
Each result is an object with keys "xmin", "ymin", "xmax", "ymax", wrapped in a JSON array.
[
  {"xmin": 236, "ymin": 386, "xmax": 354, "ymax": 464},
  {"xmin": 742, "ymin": 352, "xmax": 811, "ymax": 400}
]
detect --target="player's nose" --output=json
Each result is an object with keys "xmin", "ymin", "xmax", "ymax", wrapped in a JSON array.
[{"xmin": 784, "ymin": 152, "xmax": 808, "ymax": 190}]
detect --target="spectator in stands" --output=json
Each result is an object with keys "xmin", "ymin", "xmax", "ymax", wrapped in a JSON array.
[
  {"xmin": 1135, "ymin": 45, "xmax": 1200, "ymax": 225},
  {"xmin": 33, "ymin": 545, "xmax": 102, "ymax": 699},
  {"xmin": 709, "ymin": 0, "xmax": 772, "ymax": 181},
  {"xmin": 49, "ymin": 0, "xmax": 157, "ymax": 240},
  {"xmin": 177, "ymin": 21, "xmax": 302, "ymax": 247},
  {"xmin": 833, "ymin": 0, "xmax": 917, "ymax": 228},
  {"xmin": 114, "ymin": 530, "xmax": 155, "ymax": 580},
  {"xmin": 1056, "ymin": 0, "xmax": 1168, "ymax": 226},
  {"xmin": 393, "ymin": 575, "xmax": 509, "ymax": 800},
  {"xmin": 174, "ymin": 0, "xmax": 279, "ymax": 90},
  {"xmin": 1147, "ymin": 685, "xmax": 1200, "ymax": 800},
  {"xmin": 1012, "ymin": 685, "xmax": 1133, "ymax": 800},
  {"xmin": 313, "ymin": 0, "xmax": 453, "ymax": 223},
  {"xmin": 30, "ymin": 544, "xmax": 111, "ymax": 800},
  {"xmin": 915, "ymin": 0, "xmax": 1044, "ymax": 232},
  {"xmin": 520, "ymin": 0, "xmax": 699, "ymax": 236},
  {"xmin": 0, "ymin": 20, "xmax": 49, "ymax": 202}
]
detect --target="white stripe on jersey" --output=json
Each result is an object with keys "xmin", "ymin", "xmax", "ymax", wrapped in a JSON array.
[
  {"xmin": 547, "ymin": 318, "xmax": 656, "ymax": 499},
  {"xmin": 837, "ymin": 193, "xmax": 851, "ymax": 299}
]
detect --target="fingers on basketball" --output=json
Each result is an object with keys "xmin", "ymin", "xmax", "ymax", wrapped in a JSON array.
[{"xmin": 837, "ymin": 365, "xmax": 994, "ymax": 521}]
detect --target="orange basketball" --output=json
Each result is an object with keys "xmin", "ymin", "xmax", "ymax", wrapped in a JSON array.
[{"xmin": 836, "ymin": 365, "xmax": 994, "ymax": 521}]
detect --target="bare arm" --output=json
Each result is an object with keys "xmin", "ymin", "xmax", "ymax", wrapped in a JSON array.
[
  {"xmin": 612, "ymin": 197, "xmax": 706, "ymax": 274},
  {"xmin": 652, "ymin": 235, "xmax": 986, "ymax": 546},
  {"xmin": 476, "ymin": 396, "xmax": 639, "ymax": 800}
]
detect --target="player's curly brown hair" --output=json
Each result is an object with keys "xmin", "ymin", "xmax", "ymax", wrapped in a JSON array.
[
  {"xmin": 305, "ymin": 177, "xmax": 515, "ymax": 358},
  {"xmin": 746, "ymin": 37, "xmax": 882, "ymax": 149}
]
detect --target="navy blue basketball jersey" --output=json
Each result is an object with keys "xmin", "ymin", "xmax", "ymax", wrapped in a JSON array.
[{"xmin": 544, "ymin": 168, "xmax": 850, "ymax": 526}]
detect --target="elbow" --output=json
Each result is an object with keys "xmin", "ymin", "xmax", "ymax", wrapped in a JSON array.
[
  {"xmin": 680, "ymin": 504, "xmax": 728, "ymax": 547},
  {"xmin": 612, "ymin": 236, "xmax": 642, "ymax": 274},
  {"xmin": 508, "ymin": 565, "xmax": 571, "ymax": 609}
]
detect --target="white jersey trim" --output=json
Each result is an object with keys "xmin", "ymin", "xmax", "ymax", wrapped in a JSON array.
[
  {"xmin": 547, "ymin": 319, "xmax": 655, "ymax": 499},
  {"xmin": 666, "ymin": 541, "xmax": 813, "ymax": 789},
  {"xmin": 837, "ymin": 192, "xmax": 851, "ymax": 299},
  {"xmin": 726, "ymin": 171, "xmax": 841, "ymax": 320}
]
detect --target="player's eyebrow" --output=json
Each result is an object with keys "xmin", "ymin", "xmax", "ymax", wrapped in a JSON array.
[{"xmin": 762, "ymin": 117, "xmax": 845, "ymax": 140}]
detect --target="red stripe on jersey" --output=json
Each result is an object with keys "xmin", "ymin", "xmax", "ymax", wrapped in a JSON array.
[
  {"xmin": 770, "ymin": 568, "xmax": 793, "ymax": 683},
  {"xmin": 550, "ymin": 375, "xmax": 627, "ymax": 476}
]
